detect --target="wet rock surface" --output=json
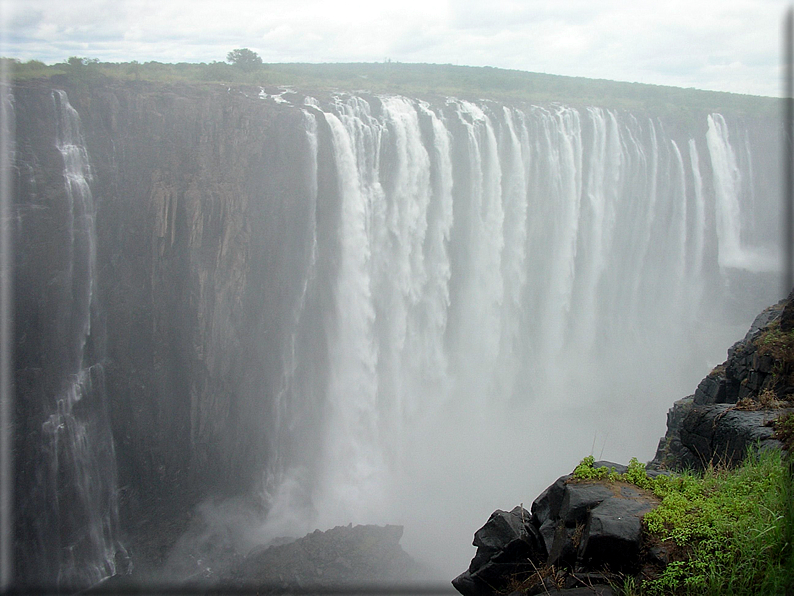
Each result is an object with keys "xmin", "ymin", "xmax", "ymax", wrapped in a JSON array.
[
  {"xmin": 651, "ymin": 291, "xmax": 794, "ymax": 471},
  {"xmin": 678, "ymin": 404, "xmax": 788, "ymax": 468},
  {"xmin": 453, "ymin": 462, "xmax": 658, "ymax": 596},
  {"xmin": 223, "ymin": 523, "xmax": 433, "ymax": 592}
]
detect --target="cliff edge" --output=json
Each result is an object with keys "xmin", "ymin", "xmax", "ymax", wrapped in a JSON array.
[
  {"xmin": 650, "ymin": 289, "xmax": 794, "ymax": 470},
  {"xmin": 453, "ymin": 291, "xmax": 794, "ymax": 595}
]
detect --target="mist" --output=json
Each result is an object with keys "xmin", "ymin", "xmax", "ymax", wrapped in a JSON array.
[
  {"xmin": 151, "ymin": 95, "xmax": 783, "ymax": 580},
  {"xmin": 9, "ymin": 80, "xmax": 784, "ymax": 590}
]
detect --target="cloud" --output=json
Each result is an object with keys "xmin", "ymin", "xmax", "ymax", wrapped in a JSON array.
[{"xmin": 2, "ymin": 0, "xmax": 789, "ymax": 96}]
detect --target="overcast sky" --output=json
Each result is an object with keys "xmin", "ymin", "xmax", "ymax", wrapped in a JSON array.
[{"xmin": 2, "ymin": 0, "xmax": 791, "ymax": 97}]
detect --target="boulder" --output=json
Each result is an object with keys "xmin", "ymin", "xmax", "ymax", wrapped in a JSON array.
[
  {"xmin": 531, "ymin": 475, "xmax": 569, "ymax": 527},
  {"xmin": 559, "ymin": 483, "xmax": 614, "ymax": 527},
  {"xmin": 650, "ymin": 395, "xmax": 696, "ymax": 470},
  {"xmin": 577, "ymin": 489, "xmax": 657, "ymax": 572},
  {"xmin": 225, "ymin": 523, "xmax": 427, "ymax": 591},
  {"xmin": 452, "ymin": 506, "xmax": 545, "ymax": 596},
  {"xmin": 547, "ymin": 524, "xmax": 578, "ymax": 568},
  {"xmin": 455, "ymin": 477, "xmax": 658, "ymax": 595},
  {"xmin": 679, "ymin": 405, "xmax": 788, "ymax": 469}
]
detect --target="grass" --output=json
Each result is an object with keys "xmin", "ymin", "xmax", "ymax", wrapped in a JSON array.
[
  {"xmin": 573, "ymin": 452, "xmax": 794, "ymax": 595},
  {"xmin": 776, "ymin": 412, "xmax": 794, "ymax": 452},
  {"xmin": 755, "ymin": 321, "xmax": 794, "ymax": 380},
  {"xmin": 5, "ymin": 57, "xmax": 781, "ymax": 119}
]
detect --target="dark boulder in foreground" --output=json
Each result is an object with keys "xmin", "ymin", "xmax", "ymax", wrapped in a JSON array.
[{"xmin": 453, "ymin": 462, "xmax": 656, "ymax": 596}]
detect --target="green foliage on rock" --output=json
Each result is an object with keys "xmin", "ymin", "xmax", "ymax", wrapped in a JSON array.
[
  {"xmin": 775, "ymin": 412, "xmax": 794, "ymax": 451},
  {"xmin": 573, "ymin": 450, "xmax": 794, "ymax": 594},
  {"xmin": 645, "ymin": 450, "xmax": 792, "ymax": 595},
  {"xmin": 572, "ymin": 455, "xmax": 652, "ymax": 487}
]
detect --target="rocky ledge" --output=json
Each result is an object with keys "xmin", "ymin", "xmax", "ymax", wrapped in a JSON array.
[
  {"xmin": 452, "ymin": 461, "xmax": 666, "ymax": 596},
  {"xmin": 650, "ymin": 289, "xmax": 794, "ymax": 471},
  {"xmin": 223, "ymin": 523, "xmax": 432, "ymax": 591},
  {"xmin": 453, "ymin": 291, "xmax": 794, "ymax": 595}
]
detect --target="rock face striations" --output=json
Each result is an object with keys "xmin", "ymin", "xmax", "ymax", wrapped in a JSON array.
[
  {"xmin": 13, "ymin": 79, "xmax": 337, "ymax": 587},
  {"xmin": 650, "ymin": 290, "xmax": 794, "ymax": 471}
]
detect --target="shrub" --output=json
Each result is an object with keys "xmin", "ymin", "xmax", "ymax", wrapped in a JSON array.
[{"xmin": 571, "ymin": 449, "xmax": 793, "ymax": 594}]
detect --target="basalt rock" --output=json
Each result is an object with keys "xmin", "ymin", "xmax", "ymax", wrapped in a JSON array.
[
  {"xmin": 678, "ymin": 404, "xmax": 789, "ymax": 468},
  {"xmin": 225, "ymin": 524, "xmax": 428, "ymax": 591},
  {"xmin": 576, "ymin": 489, "xmax": 657, "ymax": 572},
  {"xmin": 650, "ymin": 293, "xmax": 793, "ymax": 471},
  {"xmin": 454, "ymin": 464, "xmax": 659, "ymax": 596},
  {"xmin": 452, "ymin": 506, "xmax": 545, "ymax": 596}
]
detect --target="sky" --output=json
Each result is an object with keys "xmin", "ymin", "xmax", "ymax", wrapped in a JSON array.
[{"xmin": 1, "ymin": 0, "xmax": 792, "ymax": 97}]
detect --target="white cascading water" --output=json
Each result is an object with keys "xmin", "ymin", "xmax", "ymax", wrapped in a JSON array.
[
  {"xmin": 248, "ymin": 95, "xmax": 780, "ymax": 577},
  {"xmin": 707, "ymin": 113, "xmax": 778, "ymax": 272},
  {"xmin": 18, "ymin": 87, "xmax": 782, "ymax": 587},
  {"xmin": 688, "ymin": 138, "xmax": 707, "ymax": 287},
  {"xmin": 707, "ymin": 113, "xmax": 745, "ymax": 270},
  {"xmin": 40, "ymin": 90, "xmax": 125, "ymax": 588}
]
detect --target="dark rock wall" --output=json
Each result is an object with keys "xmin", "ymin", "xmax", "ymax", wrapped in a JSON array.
[
  {"xmin": 651, "ymin": 291, "xmax": 794, "ymax": 470},
  {"xmin": 12, "ymin": 80, "xmax": 340, "ymax": 564}
]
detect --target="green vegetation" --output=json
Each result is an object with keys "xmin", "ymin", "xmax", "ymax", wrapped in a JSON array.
[
  {"xmin": 573, "ymin": 452, "xmax": 794, "ymax": 594},
  {"xmin": 775, "ymin": 412, "xmax": 794, "ymax": 451},
  {"xmin": 753, "ymin": 320, "xmax": 794, "ymax": 405},
  {"xmin": 755, "ymin": 321, "xmax": 794, "ymax": 370},
  {"xmin": 4, "ymin": 57, "xmax": 779, "ymax": 118},
  {"xmin": 226, "ymin": 48, "xmax": 263, "ymax": 72}
]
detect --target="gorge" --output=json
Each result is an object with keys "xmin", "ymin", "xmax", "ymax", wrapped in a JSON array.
[{"xmin": 8, "ymin": 72, "xmax": 786, "ymax": 590}]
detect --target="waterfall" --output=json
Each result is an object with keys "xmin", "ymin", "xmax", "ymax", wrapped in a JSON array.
[
  {"xmin": 707, "ymin": 113, "xmax": 744, "ymax": 269},
  {"xmin": 36, "ymin": 91, "xmax": 126, "ymax": 589},
  {"xmin": 706, "ymin": 112, "xmax": 778, "ymax": 272},
  {"xmin": 688, "ymin": 138, "xmax": 706, "ymax": 286},
  {"xmin": 253, "ymin": 96, "xmax": 780, "ymax": 573},
  {"xmin": 15, "ymin": 86, "xmax": 780, "ymax": 584}
]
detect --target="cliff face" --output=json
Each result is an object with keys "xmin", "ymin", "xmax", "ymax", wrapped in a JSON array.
[
  {"xmin": 11, "ymin": 77, "xmax": 785, "ymax": 588},
  {"xmin": 651, "ymin": 290, "xmax": 794, "ymax": 471},
  {"xmin": 13, "ymin": 80, "xmax": 342, "ymax": 585}
]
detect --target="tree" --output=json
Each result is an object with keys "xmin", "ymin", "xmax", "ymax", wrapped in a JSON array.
[
  {"xmin": 67, "ymin": 56, "xmax": 99, "ymax": 67},
  {"xmin": 226, "ymin": 48, "xmax": 263, "ymax": 72}
]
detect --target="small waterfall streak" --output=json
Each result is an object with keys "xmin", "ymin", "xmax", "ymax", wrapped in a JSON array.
[
  {"xmin": 668, "ymin": 140, "xmax": 688, "ymax": 309},
  {"xmin": 707, "ymin": 113, "xmax": 745, "ymax": 269},
  {"xmin": 539, "ymin": 106, "xmax": 583, "ymax": 360},
  {"xmin": 688, "ymin": 139, "xmax": 706, "ymax": 283},
  {"xmin": 414, "ymin": 100, "xmax": 454, "ymax": 401},
  {"xmin": 449, "ymin": 100, "xmax": 505, "ymax": 400},
  {"xmin": 45, "ymin": 90, "xmax": 125, "ymax": 590},
  {"xmin": 495, "ymin": 107, "xmax": 529, "ymax": 396}
]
